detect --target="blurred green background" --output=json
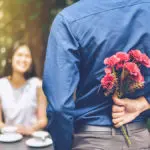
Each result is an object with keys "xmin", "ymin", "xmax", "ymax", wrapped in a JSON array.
[{"xmin": 0, "ymin": 0, "xmax": 75, "ymax": 78}]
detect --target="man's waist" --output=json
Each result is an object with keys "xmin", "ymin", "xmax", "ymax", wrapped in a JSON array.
[{"xmin": 76, "ymin": 121, "xmax": 147, "ymax": 135}]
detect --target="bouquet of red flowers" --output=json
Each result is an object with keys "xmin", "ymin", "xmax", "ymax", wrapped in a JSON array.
[{"xmin": 101, "ymin": 49, "xmax": 150, "ymax": 146}]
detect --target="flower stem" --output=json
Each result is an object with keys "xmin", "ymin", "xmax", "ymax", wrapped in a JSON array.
[
  {"xmin": 114, "ymin": 90, "xmax": 131, "ymax": 146},
  {"xmin": 121, "ymin": 125, "xmax": 131, "ymax": 147}
]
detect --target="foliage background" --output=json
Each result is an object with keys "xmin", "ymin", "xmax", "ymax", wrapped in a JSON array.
[{"xmin": 0, "ymin": 0, "xmax": 74, "ymax": 77}]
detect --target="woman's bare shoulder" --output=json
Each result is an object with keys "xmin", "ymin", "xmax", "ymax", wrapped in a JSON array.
[{"xmin": 27, "ymin": 77, "xmax": 42, "ymax": 87}]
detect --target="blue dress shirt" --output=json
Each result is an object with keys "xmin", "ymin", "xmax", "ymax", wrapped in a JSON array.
[{"xmin": 43, "ymin": 0, "xmax": 150, "ymax": 149}]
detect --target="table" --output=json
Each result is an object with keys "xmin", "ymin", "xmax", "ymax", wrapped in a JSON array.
[{"xmin": 0, "ymin": 137, "xmax": 54, "ymax": 150}]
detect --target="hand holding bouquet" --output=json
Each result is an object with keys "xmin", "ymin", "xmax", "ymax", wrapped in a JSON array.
[{"xmin": 101, "ymin": 49, "xmax": 150, "ymax": 146}]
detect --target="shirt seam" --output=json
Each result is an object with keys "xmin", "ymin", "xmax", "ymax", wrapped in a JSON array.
[
  {"xmin": 59, "ymin": 13, "xmax": 81, "ymax": 45},
  {"xmin": 62, "ymin": 2, "xmax": 150, "ymax": 24},
  {"xmin": 59, "ymin": 1, "xmax": 150, "ymax": 46}
]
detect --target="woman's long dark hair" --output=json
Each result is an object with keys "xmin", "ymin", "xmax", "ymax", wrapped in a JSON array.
[{"xmin": 4, "ymin": 41, "xmax": 37, "ymax": 80}]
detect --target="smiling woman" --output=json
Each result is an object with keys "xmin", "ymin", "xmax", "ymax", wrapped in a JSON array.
[
  {"xmin": 12, "ymin": 45, "xmax": 32, "ymax": 78},
  {"xmin": 0, "ymin": 41, "xmax": 48, "ymax": 136},
  {"xmin": 5, "ymin": 42, "xmax": 36, "ymax": 80}
]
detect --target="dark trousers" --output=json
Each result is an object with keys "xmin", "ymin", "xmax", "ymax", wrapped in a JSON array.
[{"xmin": 72, "ymin": 123, "xmax": 150, "ymax": 150}]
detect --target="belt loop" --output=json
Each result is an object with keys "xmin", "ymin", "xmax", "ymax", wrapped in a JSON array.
[
  {"xmin": 112, "ymin": 127, "xmax": 116, "ymax": 136},
  {"xmin": 125, "ymin": 124, "xmax": 131, "ymax": 137}
]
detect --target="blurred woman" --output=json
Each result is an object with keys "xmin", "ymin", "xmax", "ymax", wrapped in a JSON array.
[{"xmin": 0, "ymin": 42, "xmax": 47, "ymax": 135}]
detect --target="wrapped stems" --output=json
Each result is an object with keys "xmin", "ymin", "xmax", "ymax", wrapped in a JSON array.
[
  {"xmin": 113, "ymin": 67, "xmax": 131, "ymax": 146},
  {"xmin": 121, "ymin": 125, "xmax": 131, "ymax": 146}
]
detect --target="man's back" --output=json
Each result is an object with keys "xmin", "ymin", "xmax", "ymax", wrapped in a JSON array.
[
  {"xmin": 59, "ymin": 0, "xmax": 150, "ymax": 126},
  {"xmin": 43, "ymin": 0, "xmax": 150, "ymax": 149}
]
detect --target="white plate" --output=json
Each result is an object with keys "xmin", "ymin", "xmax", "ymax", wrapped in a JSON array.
[
  {"xmin": 26, "ymin": 138, "xmax": 52, "ymax": 148},
  {"xmin": 0, "ymin": 133, "xmax": 23, "ymax": 143}
]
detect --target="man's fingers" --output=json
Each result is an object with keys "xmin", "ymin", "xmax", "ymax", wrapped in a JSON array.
[
  {"xmin": 112, "ymin": 96, "xmax": 125, "ymax": 106},
  {"xmin": 112, "ymin": 105, "xmax": 125, "ymax": 113},
  {"xmin": 114, "ymin": 121, "xmax": 124, "ymax": 128},
  {"xmin": 112, "ymin": 112, "xmax": 125, "ymax": 119},
  {"xmin": 112, "ymin": 117, "xmax": 124, "ymax": 125}
]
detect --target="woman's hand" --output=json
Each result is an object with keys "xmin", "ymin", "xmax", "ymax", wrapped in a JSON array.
[
  {"xmin": 16, "ymin": 125, "xmax": 35, "ymax": 136},
  {"xmin": 112, "ymin": 95, "xmax": 150, "ymax": 128}
]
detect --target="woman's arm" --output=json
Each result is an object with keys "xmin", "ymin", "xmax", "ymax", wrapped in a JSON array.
[
  {"xmin": 17, "ymin": 87, "xmax": 48, "ymax": 135},
  {"xmin": 31, "ymin": 86, "xmax": 48, "ymax": 131},
  {"xmin": 17, "ymin": 84, "xmax": 48, "ymax": 136}
]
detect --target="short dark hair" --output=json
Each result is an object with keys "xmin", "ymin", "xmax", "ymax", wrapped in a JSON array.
[{"xmin": 4, "ymin": 41, "xmax": 37, "ymax": 80}]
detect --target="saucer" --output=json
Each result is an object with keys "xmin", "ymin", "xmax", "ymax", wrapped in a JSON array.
[
  {"xmin": 26, "ymin": 138, "xmax": 52, "ymax": 147},
  {"xmin": 0, "ymin": 133, "xmax": 23, "ymax": 143}
]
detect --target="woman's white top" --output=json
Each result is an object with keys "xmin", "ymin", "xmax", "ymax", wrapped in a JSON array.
[{"xmin": 0, "ymin": 77, "xmax": 42, "ymax": 127}]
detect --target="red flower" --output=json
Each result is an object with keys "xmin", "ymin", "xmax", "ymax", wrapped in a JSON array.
[
  {"xmin": 129, "ymin": 49, "xmax": 142, "ymax": 61},
  {"xmin": 104, "ymin": 55, "xmax": 120, "ymax": 67},
  {"xmin": 116, "ymin": 52, "xmax": 129, "ymax": 62},
  {"xmin": 101, "ymin": 74, "xmax": 116, "ymax": 90},
  {"xmin": 129, "ymin": 49, "xmax": 150, "ymax": 67},
  {"xmin": 130, "ymin": 71, "xmax": 144, "ymax": 82},
  {"xmin": 136, "ymin": 73, "xmax": 144, "ymax": 82},
  {"xmin": 140, "ymin": 54, "xmax": 150, "ymax": 68},
  {"xmin": 104, "ymin": 67, "xmax": 112, "ymax": 74},
  {"xmin": 116, "ymin": 63, "xmax": 124, "ymax": 70},
  {"xmin": 124, "ymin": 62, "xmax": 140, "ymax": 76}
]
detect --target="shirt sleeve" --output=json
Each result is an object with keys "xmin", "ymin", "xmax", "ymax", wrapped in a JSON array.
[
  {"xmin": 142, "ymin": 67, "xmax": 150, "ymax": 116},
  {"xmin": 144, "ymin": 94, "xmax": 150, "ymax": 103},
  {"xmin": 42, "ymin": 14, "xmax": 80, "ymax": 150},
  {"xmin": 144, "ymin": 68, "xmax": 150, "ymax": 104}
]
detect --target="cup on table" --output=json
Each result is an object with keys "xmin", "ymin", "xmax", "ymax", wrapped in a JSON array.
[
  {"xmin": 1, "ymin": 126, "xmax": 17, "ymax": 135},
  {"xmin": 0, "ymin": 126, "xmax": 23, "ymax": 143},
  {"xmin": 32, "ymin": 131, "xmax": 49, "ymax": 142}
]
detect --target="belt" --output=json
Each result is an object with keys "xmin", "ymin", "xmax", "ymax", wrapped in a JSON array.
[{"xmin": 77, "ymin": 122, "xmax": 146, "ymax": 136}]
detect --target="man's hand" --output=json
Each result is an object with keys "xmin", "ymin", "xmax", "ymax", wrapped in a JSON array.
[{"xmin": 112, "ymin": 95, "xmax": 150, "ymax": 128}]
